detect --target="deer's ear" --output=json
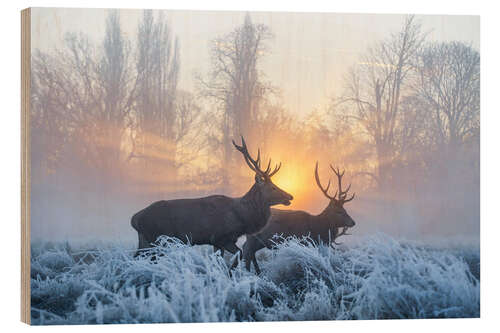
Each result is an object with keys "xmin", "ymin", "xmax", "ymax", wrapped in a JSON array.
[{"xmin": 255, "ymin": 174, "xmax": 264, "ymax": 184}]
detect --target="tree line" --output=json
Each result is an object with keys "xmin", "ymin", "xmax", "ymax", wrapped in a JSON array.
[{"xmin": 31, "ymin": 11, "xmax": 479, "ymax": 235}]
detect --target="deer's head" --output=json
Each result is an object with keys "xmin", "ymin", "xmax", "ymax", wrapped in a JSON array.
[
  {"xmin": 314, "ymin": 162, "xmax": 356, "ymax": 230},
  {"xmin": 233, "ymin": 137, "xmax": 293, "ymax": 206}
]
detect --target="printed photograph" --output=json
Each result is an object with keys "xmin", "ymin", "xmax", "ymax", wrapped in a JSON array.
[{"xmin": 29, "ymin": 8, "xmax": 479, "ymax": 324}]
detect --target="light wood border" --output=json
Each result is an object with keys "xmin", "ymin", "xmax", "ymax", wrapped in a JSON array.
[{"xmin": 21, "ymin": 7, "xmax": 31, "ymax": 325}]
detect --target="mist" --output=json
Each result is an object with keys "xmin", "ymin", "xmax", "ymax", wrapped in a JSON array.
[{"xmin": 29, "ymin": 9, "xmax": 479, "ymax": 246}]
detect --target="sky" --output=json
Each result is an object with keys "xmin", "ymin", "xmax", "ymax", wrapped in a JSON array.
[{"xmin": 31, "ymin": 7, "xmax": 479, "ymax": 117}]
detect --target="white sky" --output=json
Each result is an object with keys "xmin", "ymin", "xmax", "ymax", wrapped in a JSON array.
[{"xmin": 31, "ymin": 7, "xmax": 479, "ymax": 117}]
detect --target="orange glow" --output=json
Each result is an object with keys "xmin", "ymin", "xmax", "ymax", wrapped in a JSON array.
[
  {"xmin": 70, "ymin": 113, "xmax": 371, "ymax": 214},
  {"xmin": 272, "ymin": 162, "xmax": 318, "ymax": 210}
]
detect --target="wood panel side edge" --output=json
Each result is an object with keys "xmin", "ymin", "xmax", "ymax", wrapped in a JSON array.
[{"xmin": 21, "ymin": 7, "xmax": 31, "ymax": 325}]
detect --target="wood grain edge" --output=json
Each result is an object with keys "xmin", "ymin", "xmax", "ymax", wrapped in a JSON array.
[{"xmin": 21, "ymin": 7, "xmax": 31, "ymax": 325}]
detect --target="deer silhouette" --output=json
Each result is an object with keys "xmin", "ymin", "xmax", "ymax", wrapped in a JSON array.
[
  {"xmin": 131, "ymin": 136, "xmax": 293, "ymax": 270},
  {"xmin": 243, "ymin": 162, "xmax": 356, "ymax": 274}
]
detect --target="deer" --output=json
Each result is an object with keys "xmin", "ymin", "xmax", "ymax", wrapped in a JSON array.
[
  {"xmin": 242, "ymin": 162, "xmax": 356, "ymax": 274},
  {"xmin": 131, "ymin": 136, "xmax": 294, "ymax": 270}
]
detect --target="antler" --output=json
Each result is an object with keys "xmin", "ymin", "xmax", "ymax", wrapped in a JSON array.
[
  {"xmin": 263, "ymin": 158, "xmax": 282, "ymax": 177},
  {"xmin": 233, "ymin": 136, "xmax": 281, "ymax": 178},
  {"xmin": 315, "ymin": 162, "xmax": 337, "ymax": 200},
  {"xmin": 330, "ymin": 166, "xmax": 355, "ymax": 205}
]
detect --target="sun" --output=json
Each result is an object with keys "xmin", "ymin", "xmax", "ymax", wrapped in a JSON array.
[{"xmin": 272, "ymin": 163, "xmax": 312, "ymax": 209}]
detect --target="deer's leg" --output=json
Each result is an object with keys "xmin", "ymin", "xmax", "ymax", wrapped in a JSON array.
[
  {"xmin": 252, "ymin": 255, "xmax": 261, "ymax": 275},
  {"xmin": 242, "ymin": 241, "xmax": 252, "ymax": 271},
  {"xmin": 243, "ymin": 239, "xmax": 260, "ymax": 273},
  {"xmin": 213, "ymin": 246, "xmax": 225, "ymax": 256},
  {"xmin": 243, "ymin": 236, "xmax": 267, "ymax": 274},
  {"xmin": 223, "ymin": 243, "xmax": 243, "ymax": 270},
  {"xmin": 134, "ymin": 233, "xmax": 150, "ymax": 257},
  {"xmin": 244, "ymin": 253, "xmax": 252, "ymax": 271}
]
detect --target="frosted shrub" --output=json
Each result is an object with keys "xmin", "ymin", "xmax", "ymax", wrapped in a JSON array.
[
  {"xmin": 30, "ymin": 234, "xmax": 479, "ymax": 324},
  {"xmin": 344, "ymin": 235, "xmax": 479, "ymax": 319}
]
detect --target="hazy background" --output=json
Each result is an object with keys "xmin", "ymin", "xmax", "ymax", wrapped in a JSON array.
[{"xmin": 29, "ymin": 8, "xmax": 480, "ymax": 244}]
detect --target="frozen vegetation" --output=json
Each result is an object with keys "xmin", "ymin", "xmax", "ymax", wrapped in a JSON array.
[{"xmin": 30, "ymin": 234, "xmax": 479, "ymax": 325}]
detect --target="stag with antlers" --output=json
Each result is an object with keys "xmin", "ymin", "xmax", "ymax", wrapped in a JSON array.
[
  {"xmin": 242, "ymin": 162, "xmax": 356, "ymax": 274},
  {"xmin": 131, "ymin": 136, "xmax": 293, "ymax": 270}
]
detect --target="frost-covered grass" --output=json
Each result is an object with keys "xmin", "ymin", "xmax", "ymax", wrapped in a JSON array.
[{"xmin": 30, "ymin": 234, "xmax": 479, "ymax": 325}]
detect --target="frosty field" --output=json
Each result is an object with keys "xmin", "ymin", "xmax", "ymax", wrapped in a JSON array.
[{"xmin": 30, "ymin": 234, "xmax": 479, "ymax": 325}]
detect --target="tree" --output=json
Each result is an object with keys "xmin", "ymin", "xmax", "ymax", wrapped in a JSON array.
[
  {"xmin": 415, "ymin": 41, "xmax": 480, "ymax": 153},
  {"xmin": 339, "ymin": 16, "xmax": 426, "ymax": 190},
  {"xmin": 198, "ymin": 13, "xmax": 274, "ymax": 191},
  {"xmin": 172, "ymin": 90, "xmax": 205, "ymax": 171},
  {"xmin": 130, "ymin": 10, "xmax": 180, "ymax": 188},
  {"xmin": 31, "ymin": 50, "xmax": 72, "ymax": 179},
  {"xmin": 96, "ymin": 10, "xmax": 135, "ymax": 174},
  {"xmin": 31, "ymin": 10, "xmax": 135, "ymax": 183}
]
